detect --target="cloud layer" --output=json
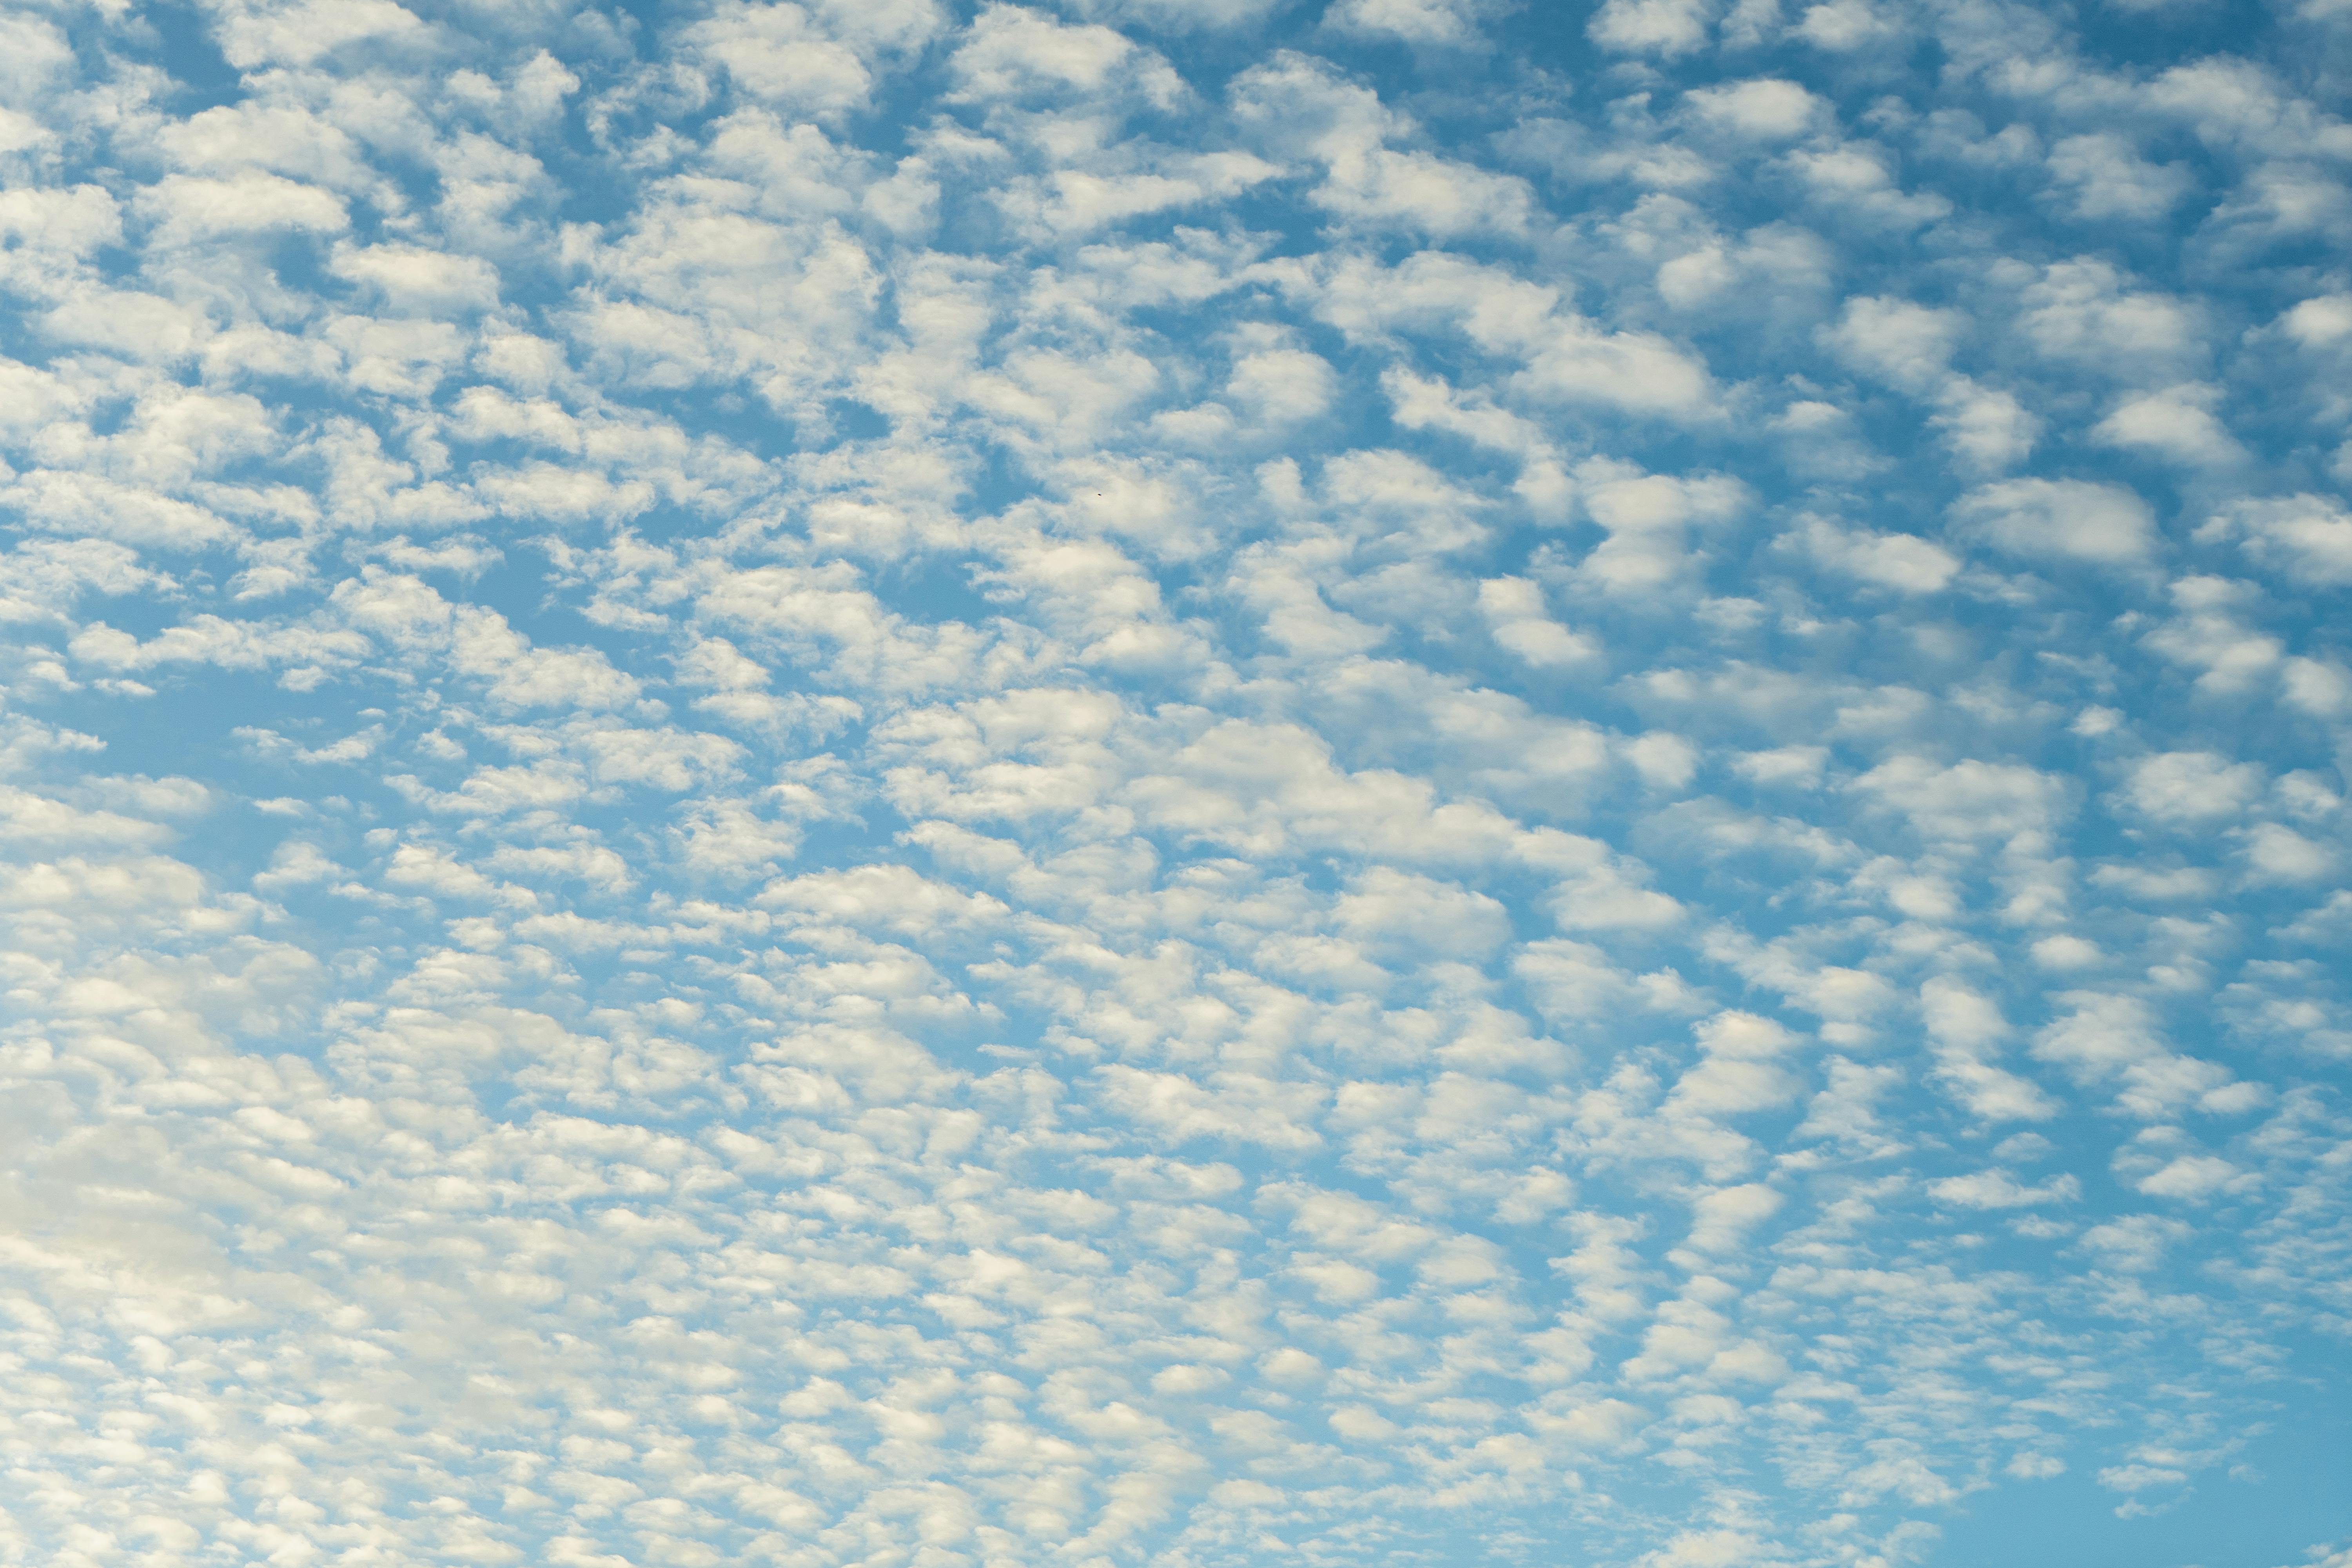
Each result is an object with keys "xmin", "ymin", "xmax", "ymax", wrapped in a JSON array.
[{"xmin": 1, "ymin": 0, "xmax": 2350, "ymax": 1565}]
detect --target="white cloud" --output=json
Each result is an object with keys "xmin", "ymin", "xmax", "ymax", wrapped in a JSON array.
[
  {"xmin": 2079, "ymin": 1213, "xmax": 2192, "ymax": 1272},
  {"xmin": 2202, "ymin": 495, "xmax": 2352, "ymax": 584},
  {"xmin": 2017, "ymin": 259, "xmax": 2206, "ymax": 375},
  {"xmin": 1571, "ymin": 461, "xmax": 1746, "ymax": 591},
  {"xmin": 1314, "ymin": 250, "xmax": 1717, "ymax": 418},
  {"xmin": 329, "ymin": 243, "xmax": 502, "ymax": 315},
  {"xmin": 1949, "ymin": 478, "xmax": 2159, "ymax": 566},
  {"xmin": 2279, "ymin": 293, "xmax": 2352, "ymax": 347},
  {"xmin": 1233, "ymin": 55, "xmax": 1536, "ymax": 236},
  {"xmin": 689, "ymin": 2, "xmax": 875, "ymax": 116},
  {"xmin": 1927, "ymin": 1168, "xmax": 2082, "ymax": 1207},
  {"xmin": 1822, "ymin": 295, "xmax": 2037, "ymax": 470},
  {"xmin": 1795, "ymin": 0, "xmax": 1898, "ymax": 49},
  {"xmin": 1329, "ymin": 0, "xmax": 1513, "ymax": 45},
  {"xmin": 1479, "ymin": 575, "xmax": 1597, "ymax": 666},
  {"xmin": 1853, "ymin": 755, "xmax": 2073, "ymax": 842},
  {"xmin": 1922, "ymin": 978, "xmax": 2060, "ymax": 1123},
  {"xmin": 2119, "ymin": 751, "xmax": 2264, "ymax": 823},
  {"xmin": 2132, "ymin": 1153, "xmax": 2245, "ymax": 1199},
  {"xmin": 2093, "ymin": 382, "xmax": 2243, "ymax": 466},
  {"xmin": 1788, "ymin": 515, "xmax": 1959, "ymax": 593},
  {"xmin": 951, "ymin": 3, "xmax": 1155, "ymax": 99},
  {"xmin": 0, "ymin": 5, "xmax": 2338, "ymax": 1564},
  {"xmin": 2033, "ymin": 993, "xmax": 2252, "ymax": 1119},
  {"xmin": 1685, "ymin": 78, "xmax": 1830, "ymax": 141},
  {"xmin": 2046, "ymin": 133, "xmax": 2194, "ymax": 220},
  {"xmin": 1590, "ymin": 0, "xmax": 1719, "ymax": 56},
  {"xmin": 140, "ymin": 172, "xmax": 350, "ymax": 244},
  {"xmin": 214, "ymin": 0, "xmax": 425, "ymax": 68}
]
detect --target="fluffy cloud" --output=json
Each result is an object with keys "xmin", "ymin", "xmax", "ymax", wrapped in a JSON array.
[{"xmin": 1948, "ymin": 477, "xmax": 2160, "ymax": 566}]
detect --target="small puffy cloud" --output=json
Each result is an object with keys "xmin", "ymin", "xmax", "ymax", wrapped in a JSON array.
[
  {"xmin": 2238, "ymin": 822, "xmax": 2336, "ymax": 884},
  {"xmin": 1517, "ymin": 318, "xmax": 1713, "ymax": 417},
  {"xmin": 1316, "ymin": 251, "xmax": 1715, "ymax": 417},
  {"xmin": 2133, "ymin": 1153, "xmax": 2246, "ymax": 1200},
  {"xmin": 1731, "ymin": 746, "xmax": 1828, "ymax": 788},
  {"xmin": 1825, "ymin": 294, "xmax": 1957, "ymax": 392},
  {"xmin": 1789, "ymin": 140, "xmax": 1951, "ymax": 229},
  {"xmin": 215, "ymin": 0, "xmax": 425, "ymax": 68},
  {"xmin": 2093, "ymin": 383, "xmax": 2243, "ymax": 466},
  {"xmin": 0, "ymin": 13, "xmax": 72, "ymax": 102},
  {"xmin": 2078, "ymin": 1214, "xmax": 2192, "ymax": 1272},
  {"xmin": 2140, "ymin": 573, "xmax": 2281, "ymax": 694},
  {"xmin": 1573, "ymin": 463, "xmax": 1746, "ymax": 592},
  {"xmin": 1927, "ymin": 1169, "xmax": 2082, "ymax": 1208},
  {"xmin": 1931, "ymin": 382, "xmax": 2040, "ymax": 474},
  {"xmin": 1684, "ymin": 79, "xmax": 1830, "ymax": 141},
  {"xmin": 1515, "ymin": 939, "xmax": 1700, "ymax": 1024},
  {"xmin": 689, "ymin": 2, "xmax": 873, "ymax": 115},
  {"xmin": 1788, "ymin": 515, "xmax": 1959, "ymax": 593},
  {"xmin": 1333, "ymin": 866, "xmax": 1510, "ymax": 958},
  {"xmin": 1665, "ymin": 1010, "xmax": 1805, "ymax": 1121},
  {"xmin": 1684, "ymin": 1181, "xmax": 1783, "ymax": 1251},
  {"xmin": 140, "ymin": 172, "xmax": 349, "ymax": 244},
  {"xmin": 1478, "ymin": 577, "xmax": 1597, "ymax": 667},
  {"xmin": 1328, "ymin": 0, "xmax": 1513, "ymax": 45},
  {"xmin": 1853, "ymin": 755, "xmax": 2073, "ymax": 842},
  {"xmin": 2033, "ymin": 993, "xmax": 2251, "ymax": 1120},
  {"xmin": 2118, "ymin": 751, "xmax": 2264, "ymax": 824},
  {"xmin": 1922, "ymin": 978, "xmax": 2060, "ymax": 1123},
  {"xmin": 1795, "ymin": 0, "xmax": 1900, "ymax": 48},
  {"xmin": 762, "ymin": 863, "xmax": 1008, "ymax": 936},
  {"xmin": 2046, "ymin": 133, "xmax": 2195, "ymax": 221},
  {"xmin": 2201, "ymin": 495, "xmax": 2352, "ymax": 585},
  {"xmin": 253, "ymin": 840, "xmax": 339, "ymax": 892},
  {"xmin": 1226, "ymin": 344, "xmax": 1337, "ymax": 423},
  {"xmin": 2279, "ymin": 294, "xmax": 2352, "ymax": 348},
  {"xmin": 330, "ymin": 244, "xmax": 501, "ymax": 315},
  {"xmin": 1822, "ymin": 296, "xmax": 2036, "ymax": 470},
  {"xmin": 1637, "ymin": 1528, "xmax": 1771, "ymax": 1568},
  {"xmin": 0, "ymin": 185, "xmax": 122, "ymax": 266},
  {"xmin": 2281, "ymin": 655, "xmax": 2352, "ymax": 716},
  {"xmin": 1233, "ymin": 55, "xmax": 1535, "ymax": 236},
  {"xmin": 1949, "ymin": 478, "xmax": 2159, "ymax": 566},
  {"xmin": 383, "ymin": 841, "xmax": 519, "ymax": 904},
  {"xmin": 1623, "ymin": 731, "xmax": 1698, "ymax": 789},
  {"xmin": 2017, "ymin": 260, "xmax": 2205, "ymax": 375},
  {"xmin": 1589, "ymin": 0, "xmax": 1717, "ymax": 56},
  {"xmin": 950, "ymin": 4, "xmax": 1157, "ymax": 100},
  {"xmin": 2029, "ymin": 934, "xmax": 2102, "ymax": 970}
]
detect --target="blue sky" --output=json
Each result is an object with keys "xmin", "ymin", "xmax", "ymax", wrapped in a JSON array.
[{"xmin": 0, "ymin": 0, "xmax": 2350, "ymax": 1564}]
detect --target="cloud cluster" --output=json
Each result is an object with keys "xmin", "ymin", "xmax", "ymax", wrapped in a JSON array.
[{"xmin": 1, "ymin": 0, "xmax": 2349, "ymax": 1564}]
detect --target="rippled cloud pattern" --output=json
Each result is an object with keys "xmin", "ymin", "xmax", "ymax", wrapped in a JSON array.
[{"xmin": 2, "ymin": 0, "xmax": 2351, "ymax": 1564}]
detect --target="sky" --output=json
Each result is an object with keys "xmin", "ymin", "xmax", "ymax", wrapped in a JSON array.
[{"xmin": 0, "ymin": 0, "xmax": 2350, "ymax": 1564}]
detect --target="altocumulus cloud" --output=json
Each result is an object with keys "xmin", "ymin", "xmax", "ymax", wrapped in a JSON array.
[{"xmin": 1, "ymin": 1, "xmax": 2350, "ymax": 1566}]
